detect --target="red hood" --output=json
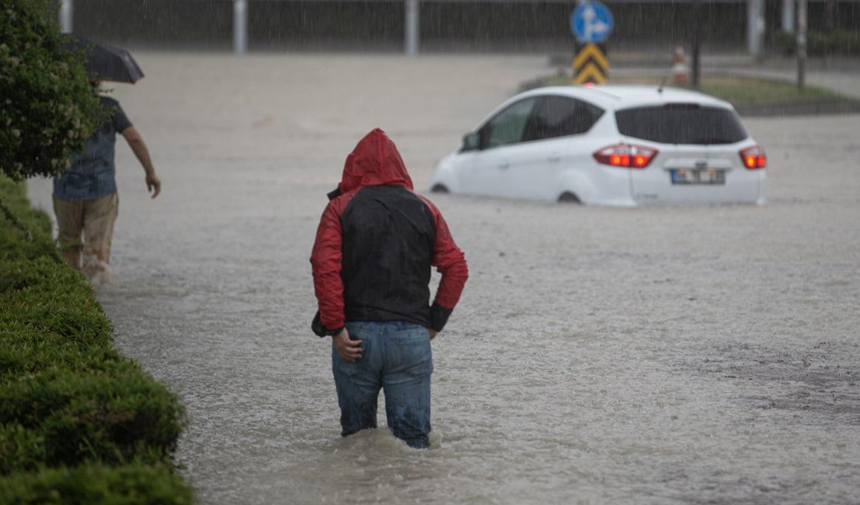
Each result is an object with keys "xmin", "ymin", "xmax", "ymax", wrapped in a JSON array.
[{"xmin": 338, "ymin": 129, "xmax": 413, "ymax": 194}]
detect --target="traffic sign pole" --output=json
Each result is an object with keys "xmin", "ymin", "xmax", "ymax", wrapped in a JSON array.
[
  {"xmin": 571, "ymin": 2, "xmax": 613, "ymax": 85},
  {"xmin": 573, "ymin": 43, "xmax": 609, "ymax": 85}
]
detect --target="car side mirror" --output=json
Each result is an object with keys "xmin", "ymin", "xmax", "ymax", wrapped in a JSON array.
[{"xmin": 461, "ymin": 132, "xmax": 481, "ymax": 152}]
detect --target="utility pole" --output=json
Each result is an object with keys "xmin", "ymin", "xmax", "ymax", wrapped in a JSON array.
[
  {"xmin": 797, "ymin": 0, "xmax": 807, "ymax": 89},
  {"xmin": 59, "ymin": 0, "xmax": 73, "ymax": 33}
]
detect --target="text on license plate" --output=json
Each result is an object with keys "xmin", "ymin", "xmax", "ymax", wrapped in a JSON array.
[{"xmin": 670, "ymin": 169, "xmax": 726, "ymax": 185}]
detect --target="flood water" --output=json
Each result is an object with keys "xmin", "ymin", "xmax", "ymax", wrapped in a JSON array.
[{"xmin": 29, "ymin": 54, "xmax": 860, "ymax": 504}]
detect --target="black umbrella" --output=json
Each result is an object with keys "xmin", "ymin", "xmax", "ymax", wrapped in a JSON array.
[{"xmin": 67, "ymin": 36, "xmax": 144, "ymax": 84}]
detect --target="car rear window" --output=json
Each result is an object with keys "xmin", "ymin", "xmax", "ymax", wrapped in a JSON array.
[{"xmin": 615, "ymin": 104, "xmax": 748, "ymax": 145}]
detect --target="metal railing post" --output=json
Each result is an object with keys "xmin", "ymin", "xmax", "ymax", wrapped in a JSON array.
[
  {"xmin": 797, "ymin": 0, "xmax": 807, "ymax": 89},
  {"xmin": 747, "ymin": 0, "xmax": 765, "ymax": 58},
  {"xmin": 234, "ymin": 0, "xmax": 248, "ymax": 55},
  {"xmin": 405, "ymin": 0, "xmax": 419, "ymax": 55},
  {"xmin": 60, "ymin": 0, "xmax": 73, "ymax": 33},
  {"xmin": 781, "ymin": 0, "xmax": 795, "ymax": 33}
]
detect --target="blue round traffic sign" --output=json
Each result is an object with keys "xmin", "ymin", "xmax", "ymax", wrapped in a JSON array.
[{"xmin": 571, "ymin": 2, "xmax": 614, "ymax": 44}]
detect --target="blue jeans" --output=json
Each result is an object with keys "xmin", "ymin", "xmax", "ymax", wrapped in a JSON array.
[{"xmin": 332, "ymin": 321, "xmax": 433, "ymax": 449}]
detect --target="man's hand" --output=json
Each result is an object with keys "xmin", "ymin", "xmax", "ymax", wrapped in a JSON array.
[
  {"xmin": 146, "ymin": 173, "xmax": 161, "ymax": 199},
  {"xmin": 430, "ymin": 330, "xmax": 437, "ymax": 340},
  {"xmin": 333, "ymin": 328, "xmax": 362, "ymax": 362}
]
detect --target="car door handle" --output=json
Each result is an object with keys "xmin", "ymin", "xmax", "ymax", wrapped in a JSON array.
[
  {"xmin": 547, "ymin": 155, "xmax": 561, "ymax": 163},
  {"xmin": 498, "ymin": 162, "xmax": 510, "ymax": 170}
]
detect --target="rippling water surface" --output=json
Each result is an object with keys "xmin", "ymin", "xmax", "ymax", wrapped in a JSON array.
[{"xmin": 29, "ymin": 55, "xmax": 860, "ymax": 504}]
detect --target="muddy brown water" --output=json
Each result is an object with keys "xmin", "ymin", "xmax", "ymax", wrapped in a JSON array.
[{"xmin": 29, "ymin": 54, "xmax": 860, "ymax": 504}]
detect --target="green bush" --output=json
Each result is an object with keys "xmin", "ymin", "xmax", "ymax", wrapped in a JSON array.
[
  {"xmin": 773, "ymin": 30, "xmax": 860, "ymax": 56},
  {"xmin": 0, "ymin": 161, "xmax": 193, "ymax": 499},
  {"xmin": 0, "ymin": 323, "xmax": 125, "ymax": 381},
  {"xmin": 0, "ymin": 0, "xmax": 107, "ymax": 180},
  {"xmin": 0, "ymin": 424, "xmax": 46, "ymax": 475},
  {"xmin": 0, "ymin": 256, "xmax": 119, "ymax": 383},
  {"xmin": 0, "ymin": 258, "xmax": 112, "ymax": 345},
  {"xmin": 0, "ymin": 367, "xmax": 185, "ymax": 470},
  {"xmin": 0, "ymin": 256, "xmax": 186, "ymax": 473},
  {"xmin": 0, "ymin": 462, "xmax": 195, "ymax": 505},
  {"xmin": 0, "ymin": 177, "xmax": 57, "ymax": 262}
]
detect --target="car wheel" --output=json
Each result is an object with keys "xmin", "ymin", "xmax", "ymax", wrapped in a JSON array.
[
  {"xmin": 431, "ymin": 184, "xmax": 449, "ymax": 194},
  {"xmin": 558, "ymin": 192, "xmax": 581, "ymax": 204}
]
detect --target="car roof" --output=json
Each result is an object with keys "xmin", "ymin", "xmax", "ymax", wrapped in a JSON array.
[{"xmin": 520, "ymin": 85, "xmax": 734, "ymax": 111}]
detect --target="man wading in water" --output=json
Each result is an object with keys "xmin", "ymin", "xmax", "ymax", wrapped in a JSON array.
[
  {"xmin": 311, "ymin": 128, "xmax": 468, "ymax": 449},
  {"xmin": 52, "ymin": 81, "xmax": 160, "ymax": 279}
]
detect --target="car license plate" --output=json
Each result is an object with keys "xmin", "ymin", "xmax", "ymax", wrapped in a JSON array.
[{"xmin": 670, "ymin": 169, "xmax": 726, "ymax": 185}]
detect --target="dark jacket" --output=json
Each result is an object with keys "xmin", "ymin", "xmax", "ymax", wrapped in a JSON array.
[{"xmin": 311, "ymin": 129, "xmax": 468, "ymax": 336}]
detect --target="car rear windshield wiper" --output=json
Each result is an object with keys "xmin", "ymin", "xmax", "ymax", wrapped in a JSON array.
[
  {"xmin": 663, "ymin": 103, "xmax": 701, "ymax": 110},
  {"xmin": 686, "ymin": 137, "xmax": 743, "ymax": 145}
]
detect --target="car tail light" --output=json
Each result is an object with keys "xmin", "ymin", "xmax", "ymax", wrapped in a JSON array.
[
  {"xmin": 740, "ymin": 145, "xmax": 767, "ymax": 169},
  {"xmin": 594, "ymin": 144, "xmax": 658, "ymax": 169}
]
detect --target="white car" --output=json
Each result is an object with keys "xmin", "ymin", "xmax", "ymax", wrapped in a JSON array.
[{"xmin": 429, "ymin": 85, "xmax": 767, "ymax": 206}]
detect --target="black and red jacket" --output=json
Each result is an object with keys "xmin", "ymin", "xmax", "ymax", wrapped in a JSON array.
[{"xmin": 311, "ymin": 129, "xmax": 468, "ymax": 336}]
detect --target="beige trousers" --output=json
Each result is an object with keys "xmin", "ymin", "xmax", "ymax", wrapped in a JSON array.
[{"xmin": 53, "ymin": 193, "xmax": 119, "ymax": 271}]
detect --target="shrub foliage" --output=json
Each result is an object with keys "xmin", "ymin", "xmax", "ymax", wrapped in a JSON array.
[
  {"xmin": 0, "ymin": 179, "xmax": 193, "ymax": 500},
  {"xmin": 0, "ymin": 176, "xmax": 57, "ymax": 261},
  {"xmin": 0, "ymin": 0, "xmax": 105, "ymax": 180},
  {"xmin": 0, "ymin": 462, "xmax": 195, "ymax": 505}
]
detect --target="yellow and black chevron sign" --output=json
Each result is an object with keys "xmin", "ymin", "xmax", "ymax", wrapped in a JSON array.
[{"xmin": 573, "ymin": 43, "xmax": 609, "ymax": 85}]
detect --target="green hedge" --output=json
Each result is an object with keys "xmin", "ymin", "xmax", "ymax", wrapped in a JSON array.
[
  {"xmin": 0, "ymin": 424, "xmax": 45, "ymax": 475},
  {"xmin": 0, "ymin": 176, "xmax": 57, "ymax": 262},
  {"xmin": 0, "ymin": 367, "xmax": 185, "ymax": 469},
  {"xmin": 0, "ymin": 462, "xmax": 195, "ymax": 505},
  {"xmin": 773, "ymin": 30, "xmax": 860, "ymax": 56},
  {"xmin": 0, "ymin": 177, "xmax": 194, "ymax": 502}
]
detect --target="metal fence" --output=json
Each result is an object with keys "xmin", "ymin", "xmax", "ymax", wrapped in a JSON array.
[{"xmin": 58, "ymin": 0, "xmax": 860, "ymax": 55}]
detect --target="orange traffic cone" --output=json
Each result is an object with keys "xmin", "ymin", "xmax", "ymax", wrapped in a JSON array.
[{"xmin": 672, "ymin": 46, "xmax": 690, "ymax": 85}]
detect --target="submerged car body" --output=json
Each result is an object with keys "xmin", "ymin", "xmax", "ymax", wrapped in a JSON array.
[{"xmin": 429, "ymin": 86, "xmax": 766, "ymax": 206}]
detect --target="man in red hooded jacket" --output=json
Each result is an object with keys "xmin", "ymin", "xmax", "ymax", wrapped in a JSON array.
[{"xmin": 311, "ymin": 129, "xmax": 468, "ymax": 449}]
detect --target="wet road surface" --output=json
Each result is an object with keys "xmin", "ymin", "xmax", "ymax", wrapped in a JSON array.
[{"xmin": 29, "ymin": 54, "xmax": 860, "ymax": 504}]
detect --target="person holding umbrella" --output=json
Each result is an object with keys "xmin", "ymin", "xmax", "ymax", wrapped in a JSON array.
[{"xmin": 53, "ymin": 38, "xmax": 160, "ymax": 279}]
